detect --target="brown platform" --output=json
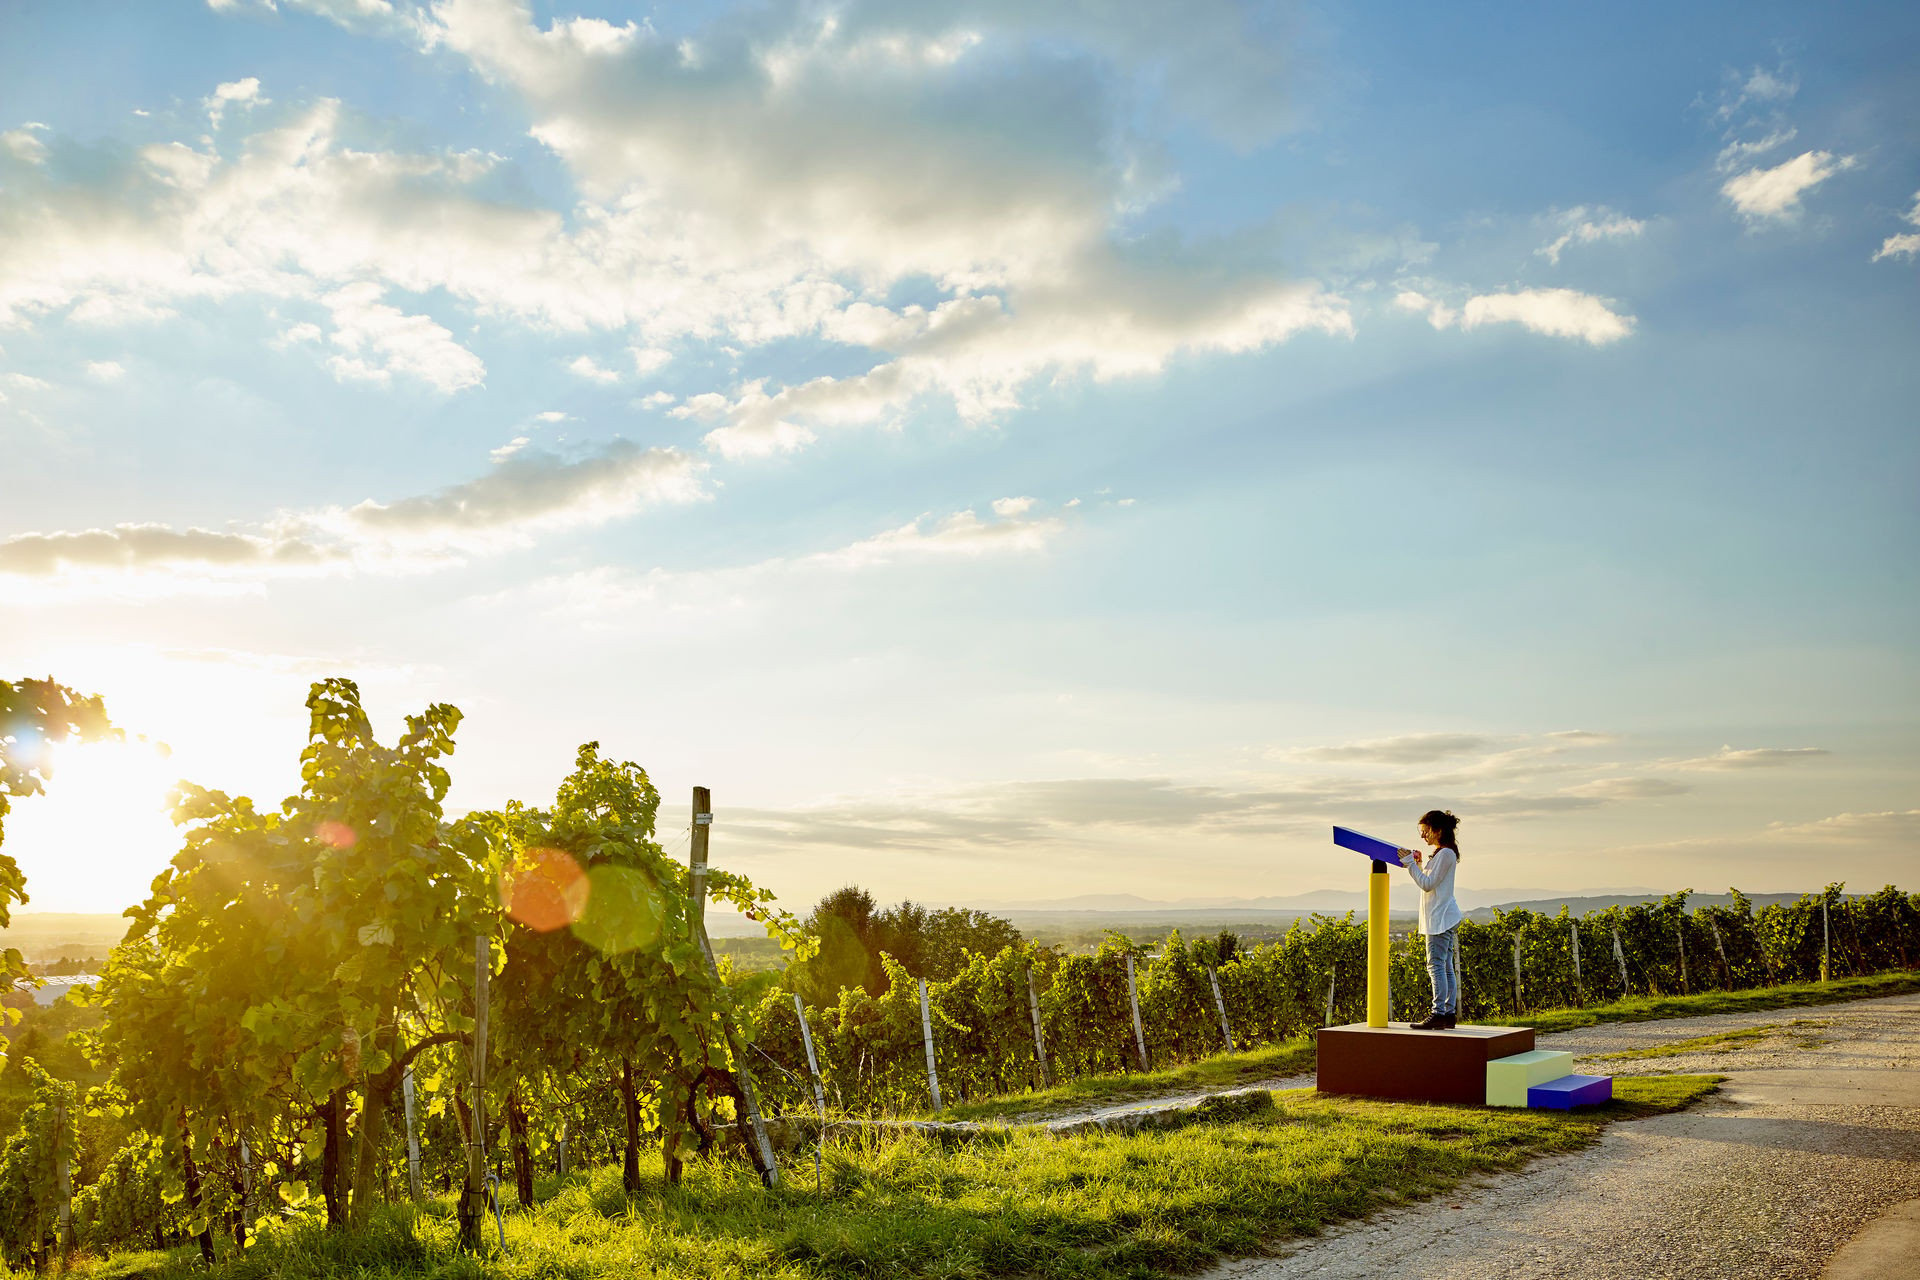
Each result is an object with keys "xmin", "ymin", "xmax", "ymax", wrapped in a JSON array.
[{"xmin": 1316, "ymin": 1022, "xmax": 1536, "ymax": 1105}]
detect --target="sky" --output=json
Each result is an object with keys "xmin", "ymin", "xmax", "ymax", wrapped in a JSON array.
[{"xmin": 1, "ymin": 0, "xmax": 1916, "ymax": 919}]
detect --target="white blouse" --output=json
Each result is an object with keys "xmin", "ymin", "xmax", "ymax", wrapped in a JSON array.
[{"xmin": 1404, "ymin": 846, "xmax": 1462, "ymax": 936}]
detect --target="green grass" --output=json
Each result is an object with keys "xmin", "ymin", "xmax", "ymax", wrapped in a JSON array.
[
  {"xmin": 939, "ymin": 1038, "xmax": 1317, "ymax": 1123},
  {"xmin": 935, "ymin": 972, "xmax": 1911, "ymax": 1125},
  {"xmin": 1483, "ymin": 971, "xmax": 1920, "ymax": 1035},
  {"xmin": 1588, "ymin": 1024, "xmax": 1779, "ymax": 1061},
  {"xmin": 54, "ymin": 1076, "xmax": 1720, "ymax": 1280}
]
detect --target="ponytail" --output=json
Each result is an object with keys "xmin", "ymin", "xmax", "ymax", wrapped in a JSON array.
[{"xmin": 1419, "ymin": 808, "xmax": 1461, "ymax": 860}]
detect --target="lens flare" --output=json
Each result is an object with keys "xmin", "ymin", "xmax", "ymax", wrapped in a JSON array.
[
  {"xmin": 501, "ymin": 847, "xmax": 590, "ymax": 932},
  {"xmin": 315, "ymin": 821, "xmax": 357, "ymax": 849},
  {"xmin": 570, "ymin": 865, "xmax": 665, "ymax": 955}
]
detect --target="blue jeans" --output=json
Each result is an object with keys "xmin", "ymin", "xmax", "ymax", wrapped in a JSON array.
[{"xmin": 1426, "ymin": 927, "xmax": 1459, "ymax": 1016}]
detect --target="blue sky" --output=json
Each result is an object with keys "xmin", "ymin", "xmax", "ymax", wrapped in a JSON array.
[{"xmin": 1, "ymin": 0, "xmax": 1915, "ymax": 916}]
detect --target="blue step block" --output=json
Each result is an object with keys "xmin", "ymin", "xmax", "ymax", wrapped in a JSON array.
[{"xmin": 1527, "ymin": 1074, "xmax": 1612, "ymax": 1109}]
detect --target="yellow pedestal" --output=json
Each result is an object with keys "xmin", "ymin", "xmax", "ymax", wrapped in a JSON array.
[{"xmin": 1367, "ymin": 863, "xmax": 1389, "ymax": 1027}]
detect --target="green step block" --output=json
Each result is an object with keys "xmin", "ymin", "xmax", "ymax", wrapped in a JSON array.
[{"xmin": 1486, "ymin": 1049, "xmax": 1574, "ymax": 1107}]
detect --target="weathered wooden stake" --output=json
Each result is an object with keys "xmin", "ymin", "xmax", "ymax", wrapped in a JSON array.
[
  {"xmin": 1821, "ymin": 898, "xmax": 1831, "ymax": 982},
  {"xmin": 1124, "ymin": 953, "xmax": 1149, "ymax": 1071},
  {"xmin": 1207, "ymin": 967, "xmax": 1235, "ymax": 1052},
  {"xmin": 918, "ymin": 977, "xmax": 942, "ymax": 1113},
  {"xmin": 1676, "ymin": 920, "xmax": 1689, "ymax": 993},
  {"xmin": 1569, "ymin": 920, "xmax": 1583, "ymax": 1000},
  {"xmin": 1325, "ymin": 963, "xmax": 1338, "ymax": 1027},
  {"xmin": 1024, "ymin": 965, "xmax": 1050, "ymax": 1088},
  {"xmin": 1511, "ymin": 937, "xmax": 1523, "ymax": 1012},
  {"xmin": 55, "ymin": 1097, "xmax": 72, "ymax": 1260},
  {"xmin": 403, "ymin": 1067, "xmax": 423, "ymax": 1200},
  {"xmin": 1612, "ymin": 923, "xmax": 1629, "ymax": 994},
  {"xmin": 689, "ymin": 788, "xmax": 780, "ymax": 1187},
  {"xmin": 556, "ymin": 1122, "xmax": 569, "ymax": 1179},
  {"xmin": 792, "ymin": 994, "xmax": 829, "ymax": 1120},
  {"xmin": 1709, "ymin": 917, "xmax": 1730, "ymax": 988},
  {"xmin": 457, "ymin": 936, "xmax": 491, "ymax": 1251}
]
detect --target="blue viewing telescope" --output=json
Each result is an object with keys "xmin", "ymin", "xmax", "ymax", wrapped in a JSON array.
[{"xmin": 1333, "ymin": 825, "xmax": 1406, "ymax": 867}]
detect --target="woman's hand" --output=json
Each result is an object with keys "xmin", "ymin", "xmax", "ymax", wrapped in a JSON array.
[{"xmin": 1401, "ymin": 847, "xmax": 1423, "ymax": 866}]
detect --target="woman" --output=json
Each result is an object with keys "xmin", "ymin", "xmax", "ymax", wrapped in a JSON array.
[{"xmin": 1399, "ymin": 809, "xmax": 1463, "ymax": 1030}]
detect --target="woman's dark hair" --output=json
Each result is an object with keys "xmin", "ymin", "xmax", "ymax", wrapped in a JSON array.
[{"xmin": 1419, "ymin": 809, "xmax": 1461, "ymax": 859}]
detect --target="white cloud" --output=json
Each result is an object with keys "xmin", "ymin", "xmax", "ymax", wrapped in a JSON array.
[
  {"xmin": 1762, "ymin": 810, "xmax": 1920, "ymax": 842},
  {"xmin": 637, "ymin": 390, "xmax": 674, "ymax": 409},
  {"xmin": 1562, "ymin": 777, "xmax": 1690, "ymax": 800},
  {"xmin": 0, "ymin": 438, "xmax": 704, "ymax": 590},
  {"xmin": 489, "ymin": 435, "xmax": 529, "ymax": 461},
  {"xmin": 1295, "ymin": 733, "xmax": 1490, "ymax": 765},
  {"xmin": 629, "ymin": 346, "xmax": 672, "ymax": 376},
  {"xmin": 1537, "ymin": 207, "xmax": 1646, "ymax": 265},
  {"xmin": 1710, "ymin": 64, "xmax": 1798, "ymax": 124},
  {"xmin": 6, "ymin": 373, "xmax": 53, "ymax": 391},
  {"xmin": 1672, "ymin": 745, "xmax": 1829, "ymax": 770},
  {"xmin": 1715, "ymin": 128, "xmax": 1796, "ymax": 173},
  {"xmin": 1722, "ymin": 151, "xmax": 1858, "ymax": 223},
  {"xmin": 0, "ymin": 125, "xmax": 49, "ymax": 165},
  {"xmin": 1874, "ymin": 192, "xmax": 1920, "ymax": 262},
  {"xmin": 1403, "ymin": 287, "xmax": 1633, "ymax": 346},
  {"xmin": 85, "ymin": 360, "xmax": 126, "ymax": 382},
  {"xmin": 813, "ymin": 502, "xmax": 1066, "ymax": 568},
  {"xmin": 1460, "ymin": 289, "xmax": 1634, "ymax": 345},
  {"xmin": 323, "ymin": 283, "xmax": 485, "ymax": 393},
  {"xmin": 533, "ymin": 409, "xmax": 570, "ymax": 422},
  {"xmin": 567, "ymin": 354, "xmax": 621, "ymax": 384},
  {"xmin": 205, "ymin": 78, "xmax": 268, "ymax": 129}
]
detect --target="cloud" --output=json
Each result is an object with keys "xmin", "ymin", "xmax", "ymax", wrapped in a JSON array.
[
  {"xmin": 1874, "ymin": 192, "xmax": 1920, "ymax": 262},
  {"xmin": 336, "ymin": 439, "xmax": 706, "ymax": 542},
  {"xmin": 1562, "ymin": 777, "xmax": 1690, "ymax": 800},
  {"xmin": 85, "ymin": 360, "xmax": 126, "ymax": 382},
  {"xmin": 323, "ymin": 283, "xmax": 485, "ymax": 393},
  {"xmin": 1722, "ymin": 151, "xmax": 1858, "ymax": 223},
  {"xmin": 1546, "ymin": 729, "xmax": 1619, "ymax": 743},
  {"xmin": 1672, "ymin": 745, "xmax": 1829, "ymax": 770},
  {"xmin": 205, "ymin": 77, "xmax": 268, "ymax": 128},
  {"xmin": 0, "ymin": 125, "xmax": 49, "ymax": 165},
  {"xmin": 1395, "ymin": 286, "xmax": 1633, "ymax": 345},
  {"xmin": 1537, "ymin": 207, "xmax": 1645, "ymax": 265},
  {"xmin": 1458, "ymin": 289, "xmax": 1634, "ymax": 345},
  {"xmin": 1710, "ymin": 64, "xmax": 1798, "ymax": 125},
  {"xmin": 1294, "ymin": 733, "xmax": 1491, "ymax": 765},
  {"xmin": 630, "ymin": 346, "xmax": 671, "ymax": 376},
  {"xmin": 567, "ymin": 354, "xmax": 621, "ymax": 384},
  {"xmin": 0, "ymin": 525, "xmax": 329, "ymax": 576},
  {"xmin": 1762, "ymin": 810, "xmax": 1920, "ymax": 842},
  {"xmin": 0, "ymin": 438, "xmax": 705, "ymax": 591},
  {"xmin": 1715, "ymin": 128, "xmax": 1797, "ymax": 173},
  {"xmin": 811, "ymin": 502, "xmax": 1066, "ymax": 568}
]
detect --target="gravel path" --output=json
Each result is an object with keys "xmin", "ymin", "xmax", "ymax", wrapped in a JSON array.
[{"xmin": 1195, "ymin": 990, "xmax": 1920, "ymax": 1280}]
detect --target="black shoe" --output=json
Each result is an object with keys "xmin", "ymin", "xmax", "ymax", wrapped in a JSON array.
[
  {"xmin": 1410, "ymin": 1014, "xmax": 1444, "ymax": 1030},
  {"xmin": 1437, "ymin": 1014, "xmax": 1457, "ymax": 1030}
]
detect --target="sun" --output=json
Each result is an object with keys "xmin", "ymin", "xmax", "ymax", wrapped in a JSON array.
[{"xmin": 4, "ymin": 738, "xmax": 183, "ymax": 916}]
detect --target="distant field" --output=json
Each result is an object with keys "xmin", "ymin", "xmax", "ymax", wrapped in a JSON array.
[{"xmin": 0, "ymin": 912, "xmax": 127, "ymax": 963}]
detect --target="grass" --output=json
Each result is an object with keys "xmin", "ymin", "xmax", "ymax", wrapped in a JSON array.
[
  {"xmin": 53, "ymin": 1076, "xmax": 1721, "ymax": 1280},
  {"xmin": 1482, "ymin": 971, "xmax": 1920, "ymax": 1035},
  {"xmin": 940, "ymin": 1039, "xmax": 1316, "ymax": 1123},
  {"xmin": 933, "ymin": 971, "xmax": 1912, "ymax": 1125},
  {"xmin": 1588, "ymin": 1024, "xmax": 1780, "ymax": 1061}
]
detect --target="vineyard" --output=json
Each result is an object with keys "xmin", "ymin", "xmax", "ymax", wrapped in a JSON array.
[{"xmin": 0, "ymin": 676, "xmax": 1915, "ymax": 1272}]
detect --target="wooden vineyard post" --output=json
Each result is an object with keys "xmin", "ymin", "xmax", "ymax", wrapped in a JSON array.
[
  {"xmin": 556, "ymin": 1124, "xmax": 569, "ymax": 1179},
  {"xmin": 1511, "ymin": 937, "xmax": 1523, "ymax": 1013},
  {"xmin": 918, "ymin": 978, "xmax": 942, "ymax": 1113},
  {"xmin": 1025, "ymin": 965, "xmax": 1050, "ymax": 1088},
  {"xmin": 238, "ymin": 1137, "xmax": 253, "ymax": 1244},
  {"xmin": 1676, "ymin": 920, "xmax": 1689, "ymax": 994},
  {"xmin": 1709, "ymin": 917, "xmax": 1731, "ymax": 988},
  {"xmin": 792, "ymin": 994, "xmax": 829, "ymax": 1120},
  {"xmin": 1124, "ymin": 953, "xmax": 1149, "ymax": 1071},
  {"xmin": 689, "ymin": 788, "xmax": 779, "ymax": 1187},
  {"xmin": 1612, "ymin": 923, "xmax": 1629, "ymax": 995},
  {"xmin": 403, "ymin": 1067, "xmax": 423, "ymax": 1200},
  {"xmin": 1324, "ymin": 962, "xmax": 1337, "ymax": 1027},
  {"xmin": 1821, "ymin": 898, "xmax": 1831, "ymax": 982},
  {"xmin": 1569, "ymin": 920, "xmax": 1583, "ymax": 1002},
  {"xmin": 55, "ymin": 1096, "xmax": 72, "ymax": 1262},
  {"xmin": 1207, "ymin": 967, "xmax": 1235, "ymax": 1052},
  {"xmin": 457, "ymin": 935, "xmax": 495, "ymax": 1252}
]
